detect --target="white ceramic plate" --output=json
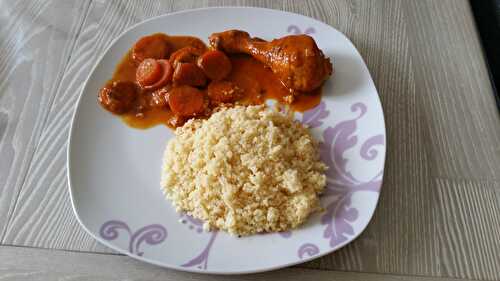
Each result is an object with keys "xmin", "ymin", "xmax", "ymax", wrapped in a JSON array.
[{"xmin": 68, "ymin": 7, "xmax": 386, "ymax": 274}]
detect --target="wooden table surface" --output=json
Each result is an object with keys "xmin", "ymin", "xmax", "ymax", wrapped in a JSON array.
[{"xmin": 1, "ymin": 0, "xmax": 499, "ymax": 280}]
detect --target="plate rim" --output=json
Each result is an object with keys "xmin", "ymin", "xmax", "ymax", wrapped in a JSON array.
[{"xmin": 67, "ymin": 6, "xmax": 386, "ymax": 274}]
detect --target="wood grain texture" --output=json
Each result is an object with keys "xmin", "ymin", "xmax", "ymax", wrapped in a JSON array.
[
  {"xmin": 0, "ymin": 0, "xmax": 91, "ymax": 239},
  {"xmin": 0, "ymin": 0, "xmax": 499, "ymax": 280},
  {"xmin": 0, "ymin": 0, "xmax": 118, "ymax": 254},
  {"xmin": 0, "ymin": 245, "xmax": 474, "ymax": 281},
  {"xmin": 434, "ymin": 178, "xmax": 500, "ymax": 280},
  {"xmin": 403, "ymin": 0, "xmax": 500, "ymax": 180}
]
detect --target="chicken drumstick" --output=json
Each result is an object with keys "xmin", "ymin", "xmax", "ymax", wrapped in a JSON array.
[{"xmin": 209, "ymin": 30, "xmax": 333, "ymax": 93}]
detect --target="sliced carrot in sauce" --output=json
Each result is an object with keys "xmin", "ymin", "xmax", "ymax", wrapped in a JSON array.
[
  {"xmin": 132, "ymin": 34, "xmax": 169, "ymax": 64},
  {"xmin": 169, "ymin": 46, "xmax": 204, "ymax": 68},
  {"xmin": 143, "ymin": 60, "xmax": 173, "ymax": 90},
  {"xmin": 172, "ymin": 63, "xmax": 207, "ymax": 87},
  {"xmin": 136, "ymin": 58, "xmax": 162, "ymax": 87},
  {"xmin": 168, "ymin": 85, "xmax": 206, "ymax": 117},
  {"xmin": 197, "ymin": 50, "xmax": 232, "ymax": 81}
]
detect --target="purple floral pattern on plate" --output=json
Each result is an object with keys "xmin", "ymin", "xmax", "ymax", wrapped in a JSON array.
[
  {"xmin": 288, "ymin": 25, "xmax": 316, "ymax": 35},
  {"xmin": 278, "ymin": 231, "xmax": 292, "ymax": 238},
  {"xmin": 179, "ymin": 213, "xmax": 219, "ymax": 270},
  {"xmin": 298, "ymin": 243, "xmax": 320, "ymax": 259},
  {"xmin": 180, "ymin": 213, "xmax": 204, "ymax": 233},
  {"xmin": 100, "ymin": 220, "xmax": 167, "ymax": 256},
  {"xmin": 318, "ymin": 103, "xmax": 384, "ymax": 248},
  {"xmin": 360, "ymin": 134, "xmax": 385, "ymax": 160},
  {"xmin": 182, "ymin": 231, "xmax": 219, "ymax": 270},
  {"xmin": 301, "ymin": 101, "xmax": 330, "ymax": 128},
  {"xmin": 180, "ymin": 211, "xmax": 294, "ymax": 269}
]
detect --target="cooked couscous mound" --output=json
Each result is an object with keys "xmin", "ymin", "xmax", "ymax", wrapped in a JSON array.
[{"xmin": 161, "ymin": 105, "xmax": 326, "ymax": 236}]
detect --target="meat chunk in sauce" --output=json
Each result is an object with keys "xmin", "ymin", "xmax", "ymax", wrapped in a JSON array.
[
  {"xmin": 197, "ymin": 50, "xmax": 232, "ymax": 81},
  {"xmin": 98, "ymin": 81, "xmax": 137, "ymax": 114},
  {"xmin": 168, "ymin": 85, "xmax": 207, "ymax": 117},
  {"xmin": 132, "ymin": 34, "xmax": 169, "ymax": 64},
  {"xmin": 207, "ymin": 81, "xmax": 242, "ymax": 104}
]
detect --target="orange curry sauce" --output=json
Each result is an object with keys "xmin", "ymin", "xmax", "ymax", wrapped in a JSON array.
[{"xmin": 104, "ymin": 33, "xmax": 322, "ymax": 129}]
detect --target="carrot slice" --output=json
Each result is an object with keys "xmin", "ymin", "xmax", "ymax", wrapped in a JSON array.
[
  {"xmin": 136, "ymin": 58, "xmax": 162, "ymax": 86},
  {"xmin": 172, "ymin": 63, "xmax": 207, "ymax": 87},
  {"xmin": 168, "ymin": 85, "xmax": 206, "ymax": 117},
  {"xmin": 197, "ymin": 50, "xmax": 232, "ymax": 81},
  {"xmin": 169, "ymin": 46, "xmax": 204, "ymax": 68},
  {"xmin": 132, "ymin": 34, "xmax": 169, "ymax": 64},
  {"xmin": 143, "ymin": 60, "xmax": 173, "ymax": 90}
]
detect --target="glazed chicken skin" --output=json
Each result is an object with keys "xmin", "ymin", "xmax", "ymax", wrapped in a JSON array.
[{"xmin": 209, "ymin": 30, "xmax": 333, "ymax": 93}]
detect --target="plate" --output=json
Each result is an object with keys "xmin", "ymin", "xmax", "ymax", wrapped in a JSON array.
[{"xmin": 68, "ymin": 7, "xmax": 386, "ymax": 274}]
